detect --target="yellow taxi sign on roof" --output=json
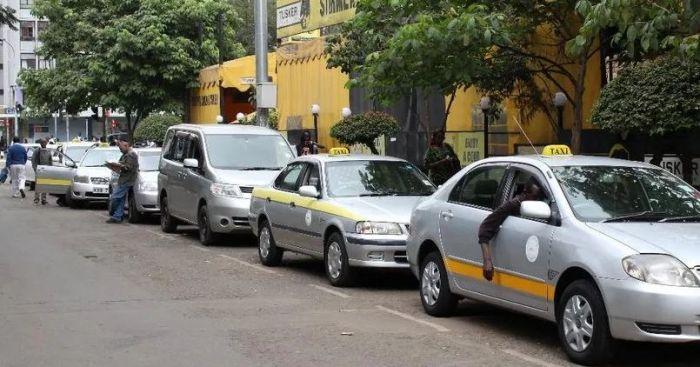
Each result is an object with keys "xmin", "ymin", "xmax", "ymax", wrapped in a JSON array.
[
  {"xmin": 542, "ymin": 145, "xmax": 572, "ymax": 156},
  {"xmin": 329, "ymin": 147, "xmax": 350, "ymax": 156}
]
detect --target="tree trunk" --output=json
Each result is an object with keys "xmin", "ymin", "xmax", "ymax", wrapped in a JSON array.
[
  {"xmin": 368, "ymin": 142, "xmax": 379, "ymax": 155},
  {"xmin": 571, "ymin": 56, "xmax": 588, "ymax": 154},
  {"xmin": 420, "ymin": 94, "xmax": 431, "ymax": 145},
  {"xmin": 125, "ymin": 110, "xmax": 133, "ymax": 143},
  {"xmin": 441, "ymin": 89, "xmax": 457, "ymax": 132}
]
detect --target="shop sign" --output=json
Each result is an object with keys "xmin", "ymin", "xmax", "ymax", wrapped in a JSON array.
[
  {"xmin": 644, "ymin": 155, "xmax": 700, "ymax": 186},
  {"xmin": 277, "ymin": 0, "xmax": 357, "ymax": 38},
  {"xmin": 445, "ymin": 132, "xmax": 484, "ymax": 167},
  {"xmin": 240, "ymin": 77, "xmax": 256, "ymax": 85},
  {"xmin": 191, "ymin": 94, "xmax": 219, "ymax": 107}
]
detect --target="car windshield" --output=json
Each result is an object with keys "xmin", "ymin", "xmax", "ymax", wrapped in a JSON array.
[
  {"xmin": 65, "ymin": 146, "xmax": 91, "ymax": 161},
  {"xmin": 205, "ymin": 134, "xmax": 294, "ymax": 170},
  {"xmin": 326, "ymin": 160, "xmax": 436, "ymax": 197},
  {"xmin": 554, "ymin": 166, "xmax": 700, "ymax": 222},
  {"xmin": 80, "ymin": 150, "xmax": 122, "ymax": 167},
  {"xmin": 138, "ymin": 151, "xmax": 161, "ymax": 171}
]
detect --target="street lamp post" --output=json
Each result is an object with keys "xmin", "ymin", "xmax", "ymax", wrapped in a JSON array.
[
  {"xmin": 216, "ymin": 115, "xmax": 224, "ymax": 124},
  {"xmin": 341, "ymin": 107, "xmax": 352, "ymax": 119},
  {"xmin": 553, "ymin": 92, "xmax": 567, "ymax": 143},
  {"xmin": 479, "ymin": 96, "xmax": 491, "ymax": 159},
  {"xmin": 52, "ymin": 112, "xmax": 59, "ymax": 139},
  {"xmin": 311, "ymin": 104, "xmax": 320, "ymax": 142},
  {"xmin": 236, "ymin": 112, "xmax": 246, "ymax": 123}
]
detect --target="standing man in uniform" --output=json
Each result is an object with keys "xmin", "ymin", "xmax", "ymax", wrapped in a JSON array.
[
  {"xmin": 6, "ymin": 137, "xmax": 28, "ymax": 198},
  {"xmin": 105, "ymin": 139, "xmax": 139, "ymax": 223},
  {"xmin": 32, "ymin": 139, "xmax": 53, "ymax": 205},
  {"xmin": 477, "ymin": 177, "xmax": 544, "ymax": 281}
]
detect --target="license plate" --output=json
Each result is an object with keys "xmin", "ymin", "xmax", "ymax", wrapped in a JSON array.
[{"xmin": 94, "ymin": 187, "xmax": 107, "ymax": 194}]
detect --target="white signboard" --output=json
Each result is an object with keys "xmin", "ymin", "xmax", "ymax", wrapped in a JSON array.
[
  {"xmin": 277, "ymin": 2, "xmax": 302, "ymax": 29},
  {"xmin": 644, "ymin": 155, "xmax": 700, "ymax": 186}
]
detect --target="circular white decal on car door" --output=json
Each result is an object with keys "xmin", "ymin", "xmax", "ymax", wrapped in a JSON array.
[
  {"xmin": 305, "ymin": 210, "xmax": 313, "ymax": 226},
  {"xmin": 525, "ymin": 236, "xmax": 539, "ymax": 263}
]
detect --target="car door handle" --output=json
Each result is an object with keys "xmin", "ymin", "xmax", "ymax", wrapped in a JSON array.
[{"xmin": 440, "ymin": 211, "xmax": 454, "ymax": 219}]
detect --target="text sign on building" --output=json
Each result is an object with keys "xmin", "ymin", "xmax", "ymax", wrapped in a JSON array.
[
  {"xmin": 644, "ymin": 155, "xmax": 700, "ymax": 186},
  {"xmin": 277, "ymin": 2, "xmax": 303, "ymax": 29},
  {"xmin": 277, "ymin": 0, "xmax": 358, "ymax": 38},
  {"xmin": 445, "ymin": 132, "xmax": 484, "ymax": 167}
]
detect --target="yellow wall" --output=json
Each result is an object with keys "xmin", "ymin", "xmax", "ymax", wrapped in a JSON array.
[
  {"xmin": 277, "ymin": 40, "xmax": 350, "ymax": 149},
  {"xmin": 190, "ymin": 66, "xmax": 221, "ymax": 124}
]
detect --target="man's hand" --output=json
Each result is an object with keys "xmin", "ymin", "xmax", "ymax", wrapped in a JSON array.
[{"xmin": 480, "ymin": 242, "xmax": 494, "ymax": 281}]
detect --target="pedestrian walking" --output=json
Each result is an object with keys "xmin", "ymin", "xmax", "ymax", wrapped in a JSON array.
[
  {"xmin": 105, "ymin": 139, "xmax": 139, "ymax": 223},
  {"xmin": 296, "ymin": 131, "xmax": 320, "ymax": 156},
  {"xmin": 424, "ymin": 131, "xmax": 461, "ymax": 186},
  {"xmin": 6, "ymin": 137, "xmax": 28, "ymax": 198},
  {"xmin": 32, "ymin": 139, "xmax": 53, "ymax": 205}
]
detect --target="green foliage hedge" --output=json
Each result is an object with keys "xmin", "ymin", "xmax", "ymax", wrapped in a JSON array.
[
  {"xmin": 591, "ymin": 57, "xmax": 700, "ymax": 135},
  {"xmin": 330, "ymin": 111, "xmax": 399, "ymax": 154},
  {"xmin": 134, "ymin": 114, "xmax": 182, "ymax": 144}
]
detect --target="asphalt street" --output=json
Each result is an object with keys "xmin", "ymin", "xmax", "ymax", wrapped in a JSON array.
[{"xmin": 1, "ymin": 184, "xmax": 699, "ymax": 367}]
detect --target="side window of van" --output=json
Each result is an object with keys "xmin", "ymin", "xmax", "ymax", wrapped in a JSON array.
[
  {"xmin": 162, "ymin": 130, "xmax": 176, "ymax": 160},
  {"xmin": 172, "ymin": 135, "xmax": 190, "ymax": 163}
]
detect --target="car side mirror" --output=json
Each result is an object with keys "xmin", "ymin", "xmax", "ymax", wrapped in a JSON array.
[
  {"xmin": 52, "ymin": 156, "xmax": 60, "ymax": 163},
  {"xmin": 520, "ymin": 201, "xmax": 551, "ymax": 220},
  {"xmin": 183, "ymin": 158, "xmax": 199, "ymax": 169},
  {"xmin": 65, "ymin": 160, "xmax": 76, "ymax": 168},
  {"xmin": 299, "ymin": 185, "xmax": 320, "ymax": 198}
]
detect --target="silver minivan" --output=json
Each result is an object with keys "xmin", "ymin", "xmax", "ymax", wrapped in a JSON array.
[{"xmin": 158, "ymin": 124, "xmax": 295, "ymax": 245}]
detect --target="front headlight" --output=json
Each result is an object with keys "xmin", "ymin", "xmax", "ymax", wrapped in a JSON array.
[
  {"xmin": 622, "ymin": 254, "xmax": 699, "ymax": 287},
  {"xmin": 73, "ymin": 175, "xmax": 90, "ymax": 184},
  {"xmin": 210, "ymin": 183, "xmax": 241, "ymax": 198},
  {"xmin": 355, "ymin": 222, "xmax": 403, "ymax": 235},
  {"xmin": 138, "ymin": 181, "xmax": 158, "ymax": 192}
]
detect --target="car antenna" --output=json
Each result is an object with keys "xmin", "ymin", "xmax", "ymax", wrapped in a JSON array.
[{"xmin": 512, "ymin": 116, "xmax": 538, "ymax": 155}]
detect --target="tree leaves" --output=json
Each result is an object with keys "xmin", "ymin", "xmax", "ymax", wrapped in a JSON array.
[{"xmin": 330, "ymin": 112, "xmax": 399, "ymax": 154}]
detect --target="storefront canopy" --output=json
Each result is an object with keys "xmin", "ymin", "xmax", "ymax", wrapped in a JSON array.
[{"xmin": 220, "ymin": 53, "xmax": 277, "ymax": 91}]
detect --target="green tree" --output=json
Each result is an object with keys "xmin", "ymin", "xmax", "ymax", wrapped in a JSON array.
[
  {"xmin": 133, "ymin": 114, "xmax": 183, "ymax": 144},
  {"xmin": 591, "ymin": 57, "xmax": 700, "ymax": 182},
  {"xmin": 0, "ymin": 5, "xmax": 18, "ymax": 30},
  {"xmin": 327, "ymin": 0, "xmax": 696, "ymax": 153},
  {"xmin": 232, "ymin": 0, "xmax": 277, "ymax": 55},
  {"xmin": 330, "ymin": 112, "xmax": 399, "ymax": 154},
  {"xmin": 20, "ymin": 0, "xmax": 244, "ymax": 141}
]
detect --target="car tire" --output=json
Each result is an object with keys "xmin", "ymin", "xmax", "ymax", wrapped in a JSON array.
[
  {"xmin": 258, "ymin": 220, "xmax": 283, "ymax": 266},
  {"xmin": 197, "ymin": 205, "xmax": 218, "ymax": 246},
  {"xmin": 324, "ymin": 232, "xmax": 355, "ymax": 287},
  {"xmin": 56, "ymin": 196, "xmax": 67, "ymax": 207},
  {"xmin": 556, "ymin": 280, "xmax": 616, "ymax": 366},
  {"xmin": 127, "ymin": 193, "xmax": 143, "ymax": 224},
  {"xmin": 65, "ymin": 191, "xmax": 81, "ymax": 209},
  {"xmin": 160, "ymin": 195, "xmax": 178, "ymax": 233},
  {"xmin": 420, "ymin": 251, "xmax": 458, "ymax": 317}
]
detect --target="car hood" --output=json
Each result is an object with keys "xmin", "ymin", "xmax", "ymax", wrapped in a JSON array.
[
  {"xmin": 212, "ymin": 169, "xmax": 279, "ymax": 187},
  {"xmin": 332, "ymin": 196, "xmax": 426, "ymax": 224},
  {"xmin": 139, "ymin": 171, "xmax": 158, "ymax": 184},
  {"xmin": 587, "ymin": 223, "xmax": 700, "ymax": 267},
  {"xmin": 76, "ymin": 166, "xmax": 112, "ymax": 179}
]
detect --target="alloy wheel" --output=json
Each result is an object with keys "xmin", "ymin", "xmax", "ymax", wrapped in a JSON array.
[
  {"xmin": 421, "ymin": 261, "xmax": 441, "ymax": 306},
  {"xmin": 563, "ymin": 294, "xmax": 594, "ymax": 352},
  {"xmin": 259, "ymin": 227, "xmax": 271, "ymax": 258},
  {"xmin": 327, "ymin": 242, "xmax": 343, "ymax": 279}
]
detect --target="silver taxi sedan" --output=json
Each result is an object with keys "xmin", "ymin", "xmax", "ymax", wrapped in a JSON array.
[
  {"xmin": 250, "ymin": 149, "xmax": 436, "ymax": 286},
  {"xmin": 407, "ymin": 145, "xmax": 700, "ymax": 366}
]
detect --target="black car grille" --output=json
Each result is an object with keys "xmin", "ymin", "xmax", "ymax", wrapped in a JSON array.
[
  {"xmin": 394, "ymin": 251, "xmax": 408, "ymax": 263},
  {"xmin": 636, "ymin": 322, "xmax": 682, "ymax": 335},
  {"xmin": 232, "ymin": 217, "xmax": 250, "ymax": 227}
]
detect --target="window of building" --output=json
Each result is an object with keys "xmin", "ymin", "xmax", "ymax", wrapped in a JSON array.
[
  {"xmin": 37, "ymin": 21, "xmax": 48, "ymax": 36},
  {"xmin": 38, "ymin": 58, "xmax": 52, "ymax": 69},
  {"xmin": 20, "ymin": 0, "xmax": 34, "ymax": 9},
  {"xmin": 21, "ymin": 54, "xmax": 36, "ymax": 70},
  {"xmin": 20, "ymin": 21, "xmax": 35, "ymax": 41}
]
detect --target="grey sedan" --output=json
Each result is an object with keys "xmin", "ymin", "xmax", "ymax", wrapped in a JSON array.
[{"xmin": 407, "ymin": 147, "xmax": 700, "ymax": 365}]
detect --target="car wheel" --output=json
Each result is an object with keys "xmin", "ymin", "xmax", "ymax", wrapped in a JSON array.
[
  {"xmin": 160, "ymin": 195, "xmax": 178, "ymax": 233},
  {"xmin": 258, "ymin": 220, "xmax": 283, "ymax": 266},
  {"xmin": 324, "ymin": 232, "xmax": 354, "ymax": 287},
  {"xmin": 556, "ymin": 280, "xmax": 616, "ymax": 366},
  {"xmin": 127, "ymin": 193, "xmax": 143, "ymax": 224},
  {"xmin": 65, "ymin": 191, "xmax": 81, "ymax": 209},
  {"xmin": 197, "ymin": 205, "xmax": 218, "ymax": 246},
  {"xmin": 420, "ymin": 251, "xmax": 458, "ymax": 316},
  {"xmin": 56, "ymin": 196, "xmax": 67, "ymax": 207}
]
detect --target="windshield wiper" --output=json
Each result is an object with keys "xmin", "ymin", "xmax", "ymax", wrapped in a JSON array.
[
  {"xmin": 241, "ymin": 167, "xmax": 282, "ymax": 171},
  {"xmin": 359, "ymin": 192, "xmax": 399, "ymax": 197},
  {"xmin": 602, "ymin": 211, "xmax": 668, "ymax": 223},
  {"xmin": 659, "ymin": 215, "xmax": 700, "ymax": 223}
]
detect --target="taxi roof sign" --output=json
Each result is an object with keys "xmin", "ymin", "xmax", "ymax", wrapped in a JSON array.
[
  {"xmin": 329, "ymin": 147, "xmax": 350, "ymax": 156},
  {"xmin": 542, "ymin": 145, "xmax": 572, "ymax": 156}
]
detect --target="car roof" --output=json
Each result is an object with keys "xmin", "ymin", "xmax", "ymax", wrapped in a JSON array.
[
  {"xmin": 63, "ymin": 142, "xmax": 98, "ymax": 147},
  {"xmin": 476, "ymin": 154, "xmax": 657, "ymax": 170},
  {"xmin": 295, "ymin": 154, "xmax": 409, "ymax": 164},
  {"xmin": 170, "ymin": 124, "xmax": 282, "ymax": 136},
  {"xmin": 134, "ymin": 147, "xmax": 162, "ymax": 153}
]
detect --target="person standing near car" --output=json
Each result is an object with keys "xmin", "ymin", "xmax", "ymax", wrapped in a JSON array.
[
  {"xmin": 6, "ymin": 137, "xmax": 28, "ymax": 198},
  {"xmin": 424, "ymin": 131, "xmax": 461, "ymax": 186},
  {"xmin": 105, "ymin": 139, "xmax": 139, "ymax": 223},
  {"xmin": 32, "ymin": 139, "xmax": 53, "ymax": 205}
]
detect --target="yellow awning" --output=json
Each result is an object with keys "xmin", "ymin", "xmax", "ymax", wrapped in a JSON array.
[{"xmin": 220, "ymin": 53, "xmax": 277, "ymax": 91}]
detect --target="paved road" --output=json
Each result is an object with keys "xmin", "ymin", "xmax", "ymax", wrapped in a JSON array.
[{"xmin": 1, "ymin": 185, "xmax": 698, "ymax": 367}]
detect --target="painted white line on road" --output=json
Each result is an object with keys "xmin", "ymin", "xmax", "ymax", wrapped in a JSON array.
[
  {"xmin": 375, "ymin": 305, "xmax": 450, "ymax": 332},
  {"xmin": 501, "ymin": 349, "xmax": 564, "ymax": 367},
  {"xmin": 309, "ymin": 284, "xmax": 351, "ymax": 299},
  {"xmin": 218, "ymin": 254, "xmax": 280, "ymax": 275},
  {"xmin": 190, "ymin": 245, "xmax": 211, "ymax": 252}
]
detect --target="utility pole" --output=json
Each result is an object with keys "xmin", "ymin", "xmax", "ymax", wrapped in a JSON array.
[
  {"xmin": 217, "ymin": 12, "xmax": 226, "ymax": 121},
  {"xmin": 254, "ymin": 0, "xmax": 271, "ymax": 128}
]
